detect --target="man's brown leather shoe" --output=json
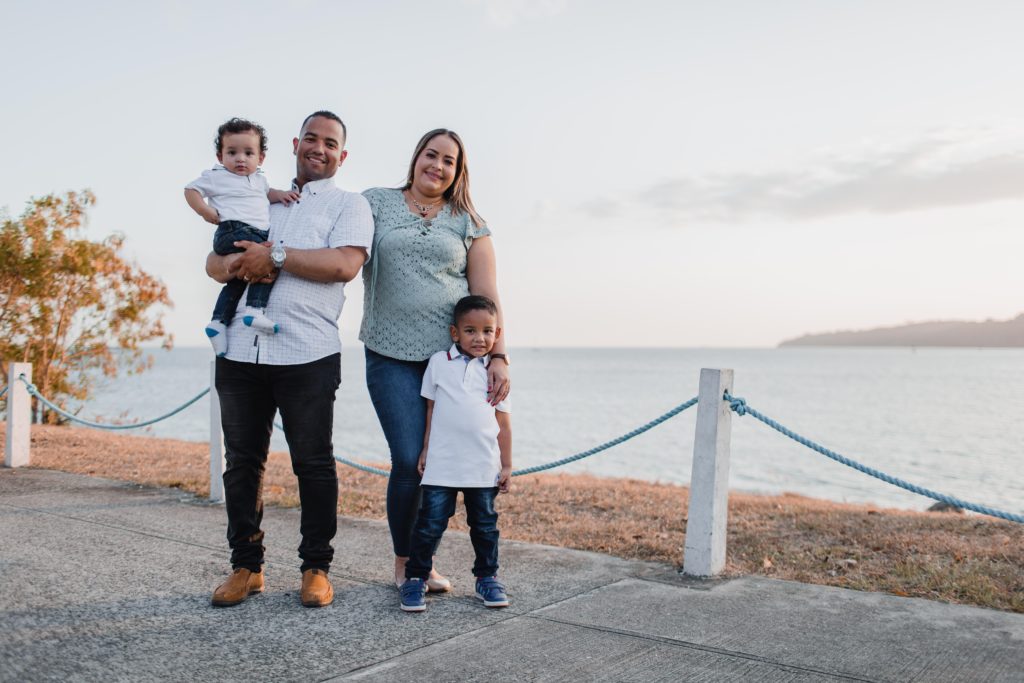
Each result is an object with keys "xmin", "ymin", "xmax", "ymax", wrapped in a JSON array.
[
  {"xmin": 211, "ymin": 568, "xmax": 264, "ymax": 607},
  {"xmin": 301, "ymin": 568, "xmax": 334, "ymax": 608}
]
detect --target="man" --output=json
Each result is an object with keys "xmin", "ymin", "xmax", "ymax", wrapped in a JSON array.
[{"xmin": 205, "ymin": 111, "xmax": 373, "ymax": 608}]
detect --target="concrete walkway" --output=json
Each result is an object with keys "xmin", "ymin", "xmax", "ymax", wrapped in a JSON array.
[{"xmin": 1, "ymin": 468, "xmax": 1021, "ymax": 682}]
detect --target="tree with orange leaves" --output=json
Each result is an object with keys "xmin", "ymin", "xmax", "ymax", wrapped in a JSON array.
[{"xmin": 0, "ymin": 190, "xmax": 173, "ymax": 423}]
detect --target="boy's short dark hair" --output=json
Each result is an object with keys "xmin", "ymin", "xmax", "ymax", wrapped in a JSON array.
[
  {"xmin": 453, "ymin": 295, "xmax": 498, "ymax": 324},
  {"xmin": 301, "ymin": 110, "xmax": 348, "ymax": 144},
  {"xmin": 215, "ymin": 118, "xmax": 268, "ymax": 154}
]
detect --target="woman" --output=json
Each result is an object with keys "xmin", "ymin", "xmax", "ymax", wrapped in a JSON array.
[{"xmin": 361, "ymin": 129, "xmax": 511, "ymax": 589}]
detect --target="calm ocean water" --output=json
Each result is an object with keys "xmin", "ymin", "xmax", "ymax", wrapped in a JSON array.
[{"xmin": 73, "ymin": 346, "xmax": 1023, "ymax": 515}]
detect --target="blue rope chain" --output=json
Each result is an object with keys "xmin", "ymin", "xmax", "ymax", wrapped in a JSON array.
[
  {"xmin": 17, "ymin": 374, "xmax": 209, "ymax": 431},
  {"xmin": 272, "ymin": 394, "xmax": 698, "ymax": 478},
  {"xmin": 13, "ymin": 370, "xmax": 1021, "ymax": 524},
  {"xmin": 723, "ymin": 392, "xmax": 1024, "ymax": 524},
  {"xmin": 511, "ymin": 397, "xmax": 699, "ymax": 476},
  {"xmin": 0, "ymin": 384, "xmax": 7, "ymax": 399}
]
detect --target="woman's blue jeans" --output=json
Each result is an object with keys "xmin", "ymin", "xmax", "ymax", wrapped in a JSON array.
[{"xmin": 364, "ymin": 347, "xmax": 429, "ymax": 557}]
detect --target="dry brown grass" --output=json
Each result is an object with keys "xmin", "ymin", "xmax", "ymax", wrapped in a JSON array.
[{"xmin": 9, "ymin": 424, "xmax": 1023, "ymax": 613}]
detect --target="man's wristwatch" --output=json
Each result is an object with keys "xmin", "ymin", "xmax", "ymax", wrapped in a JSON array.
[
  {"xmin": 270, "ymin": 245, "xmax": 287, "ymax": 269},
  {"xmin": 489, "ymin": 353, "xmax": 509, "ymax": 366}
]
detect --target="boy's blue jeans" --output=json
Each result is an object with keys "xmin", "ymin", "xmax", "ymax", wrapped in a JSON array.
[
  {"xmin": 406, "ymin": 485, "xmax": 500, "ymax": 580},
  {"xmin": 211, "ymin": 220, "xmax": 274, "ymax": 325}
]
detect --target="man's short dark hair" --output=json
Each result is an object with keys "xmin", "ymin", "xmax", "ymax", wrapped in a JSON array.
[
  {"xmin": 301, "ymin": 110, "xmax": 348, "ymax": 144},
  {"xmin": 453, "ymin": 295, "xmax": 498, "ymax": 324},
  {"xmin": 215, "ymin": 118, "xmax": 268, "ymax": 154}
]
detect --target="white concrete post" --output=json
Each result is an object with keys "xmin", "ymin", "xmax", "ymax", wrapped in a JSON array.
[
  {"xmin": 4, "ymin": 363, "xmax": 33, "ymax": 468},
  {"xmin": 209, "ymin": 360, "xmax": 225, "ymax": 503},
  {"xmin": 683, "ymin": 368, "xmax": 734, "ymax": 577}
]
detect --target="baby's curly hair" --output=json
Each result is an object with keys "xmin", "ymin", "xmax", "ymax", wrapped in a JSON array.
[{"xmin": 215, "ymin": 118, "xmax": 268, "ymax": 154}]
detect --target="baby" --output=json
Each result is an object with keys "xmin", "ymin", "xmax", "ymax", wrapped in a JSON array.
[{"xmin": 185, "ymin": 118, "xmax": 297, "ymax": 356}]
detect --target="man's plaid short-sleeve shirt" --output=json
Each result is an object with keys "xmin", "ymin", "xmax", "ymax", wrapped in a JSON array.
[{"xmin": 223, "ymin": 177, "xmax": 374, "ymax": 365}]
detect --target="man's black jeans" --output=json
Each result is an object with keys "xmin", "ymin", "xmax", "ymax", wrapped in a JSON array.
[{"xmin": 215, "ymin": 353, "xmax": 341, "ymax": 572}]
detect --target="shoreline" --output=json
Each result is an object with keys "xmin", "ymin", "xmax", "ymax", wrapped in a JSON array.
[{"xmin": 5, "ymin": 423, "xmax": 1023, "ymax": 613}]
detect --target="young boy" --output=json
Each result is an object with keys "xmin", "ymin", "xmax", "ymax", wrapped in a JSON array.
[
  {"xmin": 184, "ymin": 118, "xmax": 297, "ymax": 356},
  {"xmin": 400, "ymin": 295, "xmax": 513, "ymax": 613}
]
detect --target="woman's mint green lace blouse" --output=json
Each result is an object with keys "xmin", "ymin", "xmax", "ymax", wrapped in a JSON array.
[{"xmin": 360, "ymin": 187, "xmax": 492, "ymax": 361}]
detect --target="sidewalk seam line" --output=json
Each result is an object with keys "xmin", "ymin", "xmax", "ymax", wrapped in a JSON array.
[
  {"xmin": 321, "ymin": 612, "xmax": 525, "ymax": 681},
  {"xmin": 0, "ymin": 500, "xmax": 232, "ymax": 553},
  {"xmin": 527, "ymin": 614, "xmax": 880, "ymax": 682},
  {"xmin": 324, "ymin": 579, "xmax": 633, "ymax": 680}
]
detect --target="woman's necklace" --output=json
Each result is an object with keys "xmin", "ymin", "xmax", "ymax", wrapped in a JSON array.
[{"xmin": 407, "ymin": 190, "xmax": 439, "ymax": 217}]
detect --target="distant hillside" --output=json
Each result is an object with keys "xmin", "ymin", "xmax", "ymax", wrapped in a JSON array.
[{"xmin": 779, "ymin": 314, "xmax": 1024, "ymax": 348}]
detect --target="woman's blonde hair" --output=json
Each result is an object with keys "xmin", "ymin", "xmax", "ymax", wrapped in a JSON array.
[{"xmin": 403, "ymin": 129, "xmax": 484, "ymax": 227}]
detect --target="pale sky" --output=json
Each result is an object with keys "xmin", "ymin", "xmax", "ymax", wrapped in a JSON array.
[{"xmin": 2, "ymin": 0, "xmax": 1023, "ymax": 348}]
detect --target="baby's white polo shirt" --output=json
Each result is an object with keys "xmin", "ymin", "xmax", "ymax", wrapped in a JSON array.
[
  {"xmin": 185, "ymin": 165, "xmax": 271, "ymax": 230},
  {"xmin": 420, "ymin": 345, "xmax": 511, "ymax": 488}
]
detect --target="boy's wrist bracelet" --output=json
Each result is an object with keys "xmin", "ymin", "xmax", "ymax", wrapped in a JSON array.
[{"xmin": 489, "ymin": 353, "xmax": 509, "ymax": 366}]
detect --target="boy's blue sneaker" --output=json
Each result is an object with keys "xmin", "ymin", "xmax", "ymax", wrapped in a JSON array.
[
  {"xmin": 475, "ymin": 576, "xmax": 509, "ymax": 608},
  {"xmin": 399, "ymin": 578, "xmax": 427, "ymax": 612}
]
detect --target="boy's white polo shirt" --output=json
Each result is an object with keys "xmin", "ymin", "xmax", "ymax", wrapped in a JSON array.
[{"xmin": 420, "ymin": 345, "xmax": 511, "ymax": 488}]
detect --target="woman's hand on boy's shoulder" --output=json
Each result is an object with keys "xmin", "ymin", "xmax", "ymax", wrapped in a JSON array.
[
  {"xmin": 497, "ymin": 467, "xmax": 512, "ymax": 493},
  {"xmin": 487, "ymin": 360, "xmax": 510, "ymax": 406}
]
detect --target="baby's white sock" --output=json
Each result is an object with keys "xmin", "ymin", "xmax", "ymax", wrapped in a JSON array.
[
  {"xmin": 242, "ymin": 308, "xmax": 279, "ymax": 334},
  {"xmin": 205, "ymin": 321, "xmax": 228, "ymax": 357}
]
